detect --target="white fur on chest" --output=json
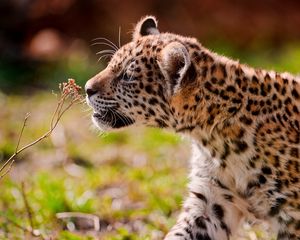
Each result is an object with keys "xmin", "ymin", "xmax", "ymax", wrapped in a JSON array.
[
  {"xmin": 188, "ymin": 141, "xmax": 263, "ymax": 219},
  {"xmin": 189, "ymin": 129, "xmax": 258, "ymax": 193}
]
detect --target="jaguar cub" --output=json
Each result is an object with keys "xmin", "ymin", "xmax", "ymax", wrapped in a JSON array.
[{"xmin": 85, "ymin": 16, "xmax": 300, "ymax": 239}]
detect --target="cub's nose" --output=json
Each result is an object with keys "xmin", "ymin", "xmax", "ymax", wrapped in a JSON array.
[
  {"xmin": 85, "ymin": 82, "xmax": 98, "ymax": 97},
  {"xmin": 86, "ymin": 88, "xmax": 98, "ymax": 97}
]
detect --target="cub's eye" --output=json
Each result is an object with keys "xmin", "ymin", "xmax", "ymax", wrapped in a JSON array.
[
  {"xmin": 118, "ymin": 72, "xmax": 132, "ymax": 81},
  {"xmin": 123, "ymin": 72, "xmax": 131, "ymax": 81}
]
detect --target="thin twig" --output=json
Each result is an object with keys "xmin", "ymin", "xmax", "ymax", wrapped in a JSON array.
[
  {"xmin": 0, "ymin": 214, "xmax": 46, "ymax": 239},
  {"xmin": 15, "ymin": 113, "xmax": 30, "ymax": 153},
  {"xmin": 0, "ymin": 79, "xmax": 83, "ymax": 179},
  {"xmin": 0, "ymin": 114, "xmax": 30, "ymax": 177},
  {"xmin": 3, "ymin": 216, "xmax": 30, "ymax": 233},
  {"xmin": 21, "ymin": 182, "xmax": 35, "ymax": 232}
]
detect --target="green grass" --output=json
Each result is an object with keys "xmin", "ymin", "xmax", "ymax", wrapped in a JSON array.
[
  {"xmin": 1, "ymin": 42, "xmax": 298, "ymax": 239},
  {"xmin": 0, "ymin": 93, "xmax": 188, "ymax": 239}
]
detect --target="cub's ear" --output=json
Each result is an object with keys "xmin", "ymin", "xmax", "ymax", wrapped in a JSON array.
[
  {"xmin": 158, "ymin": 42, "xmax": 194, "ymax": 95},
  {"xmin": 133, "ymin": 16, "xmax": 159, "ymax": 41}
]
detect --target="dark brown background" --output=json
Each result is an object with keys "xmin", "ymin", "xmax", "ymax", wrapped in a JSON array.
[{"xmin": 1, "ymin": 0, "xmax": 300, "ymax": 91}]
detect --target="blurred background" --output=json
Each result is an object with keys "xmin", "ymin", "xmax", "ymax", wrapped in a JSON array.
[
  {"xmin": 1, "ymin": 0, "xmax": 300, "ymax": 92},
  {"xmin": 0, "ymin": 0, "xmax": 299, "ymax": 239}
]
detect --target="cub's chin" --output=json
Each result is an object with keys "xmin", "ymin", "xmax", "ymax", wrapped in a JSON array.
[{"xmin": 92, "ymin": 111, "xmax": 135, "ymax": 131}]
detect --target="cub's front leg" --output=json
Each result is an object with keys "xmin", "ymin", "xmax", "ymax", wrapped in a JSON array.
[{"xmin": 164, "ymin": 181, "xmax": 243, "ymax": 240}]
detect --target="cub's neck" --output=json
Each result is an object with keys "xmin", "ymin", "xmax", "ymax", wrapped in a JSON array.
[{"xmin": 172, "ymin": 46, "xmax": 299, "ymax": 169}]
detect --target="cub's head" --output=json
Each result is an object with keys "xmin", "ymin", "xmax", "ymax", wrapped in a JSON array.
[{"xmin": 85, "ymin": 16, "xmax": 199, "ymax": 131}]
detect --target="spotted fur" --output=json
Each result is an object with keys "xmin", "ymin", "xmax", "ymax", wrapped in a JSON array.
[{"xmin": 85, "ymin": 16, "xmax": 300, "ymax": 239}]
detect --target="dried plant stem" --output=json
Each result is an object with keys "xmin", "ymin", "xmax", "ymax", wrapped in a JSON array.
[
  {"xmin": 4, "ymin": 217, "xmax": 30, "ymax": 233},
  {"xmin": 0, "ymin": 213, "xmax": 44, "ymax": 239},
  {"xmin": 16, "ymin": 113, "xmax": 30, "ymax": 152},
  {"xmin": 21, "ymin": 182, "xmax": 35, "ymax": 232},
  {"xmin": 0, "ymin": 79, "xmax": 83, "ymax": 179},
  {"xmin": 0, "ymin": 79, "xmax": 82, "ymax": 240},
  {"xmin": 0, "ymin": 183, "xmax": 47, "ymax": 239},
  {"xmin": 0, "ymin": 113, "xmax": 30, "ymax": 178}
]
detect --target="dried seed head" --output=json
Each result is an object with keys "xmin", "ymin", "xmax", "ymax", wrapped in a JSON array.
[{"xmin": 59, "ymin": 78, "xmax": 83, "ymax": 101}]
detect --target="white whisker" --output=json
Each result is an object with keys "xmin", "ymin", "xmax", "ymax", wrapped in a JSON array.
[
  {"xmin": 96, "ymin": 49, "xmax": 116, "ymax": 55},
  {"xmin": 114, "ymin": 109, "xmax": 130, "ymax": 127},
  {"xmin": 129, "ymin": 71, "xmax": 135, "ymax": 81},
  {"xmin": 91, "ymin": 41, "xmax": 118, "ymax": 52},
  {"xmin": 98, "ymin": 131, "xmax": 108, "ymax": 138},
  {"xmin": 118, "ymin": 26, "xmax": 121, "ymax": 48},
  {"xmin": 108, "ymin": 109, "xmax": 116, "ymax": 127},
  {"xmin": 91, "ymin": 37, "xmax": 119, "ymax": 51},
  {"xmin": 98, "ymin": 54, "xmax": 114, "ymax": 62}
]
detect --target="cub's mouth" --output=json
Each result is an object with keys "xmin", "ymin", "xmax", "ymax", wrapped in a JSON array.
[{"xmin": 92, "ymin": 109, "xmax": 135, "ymax": 129}]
